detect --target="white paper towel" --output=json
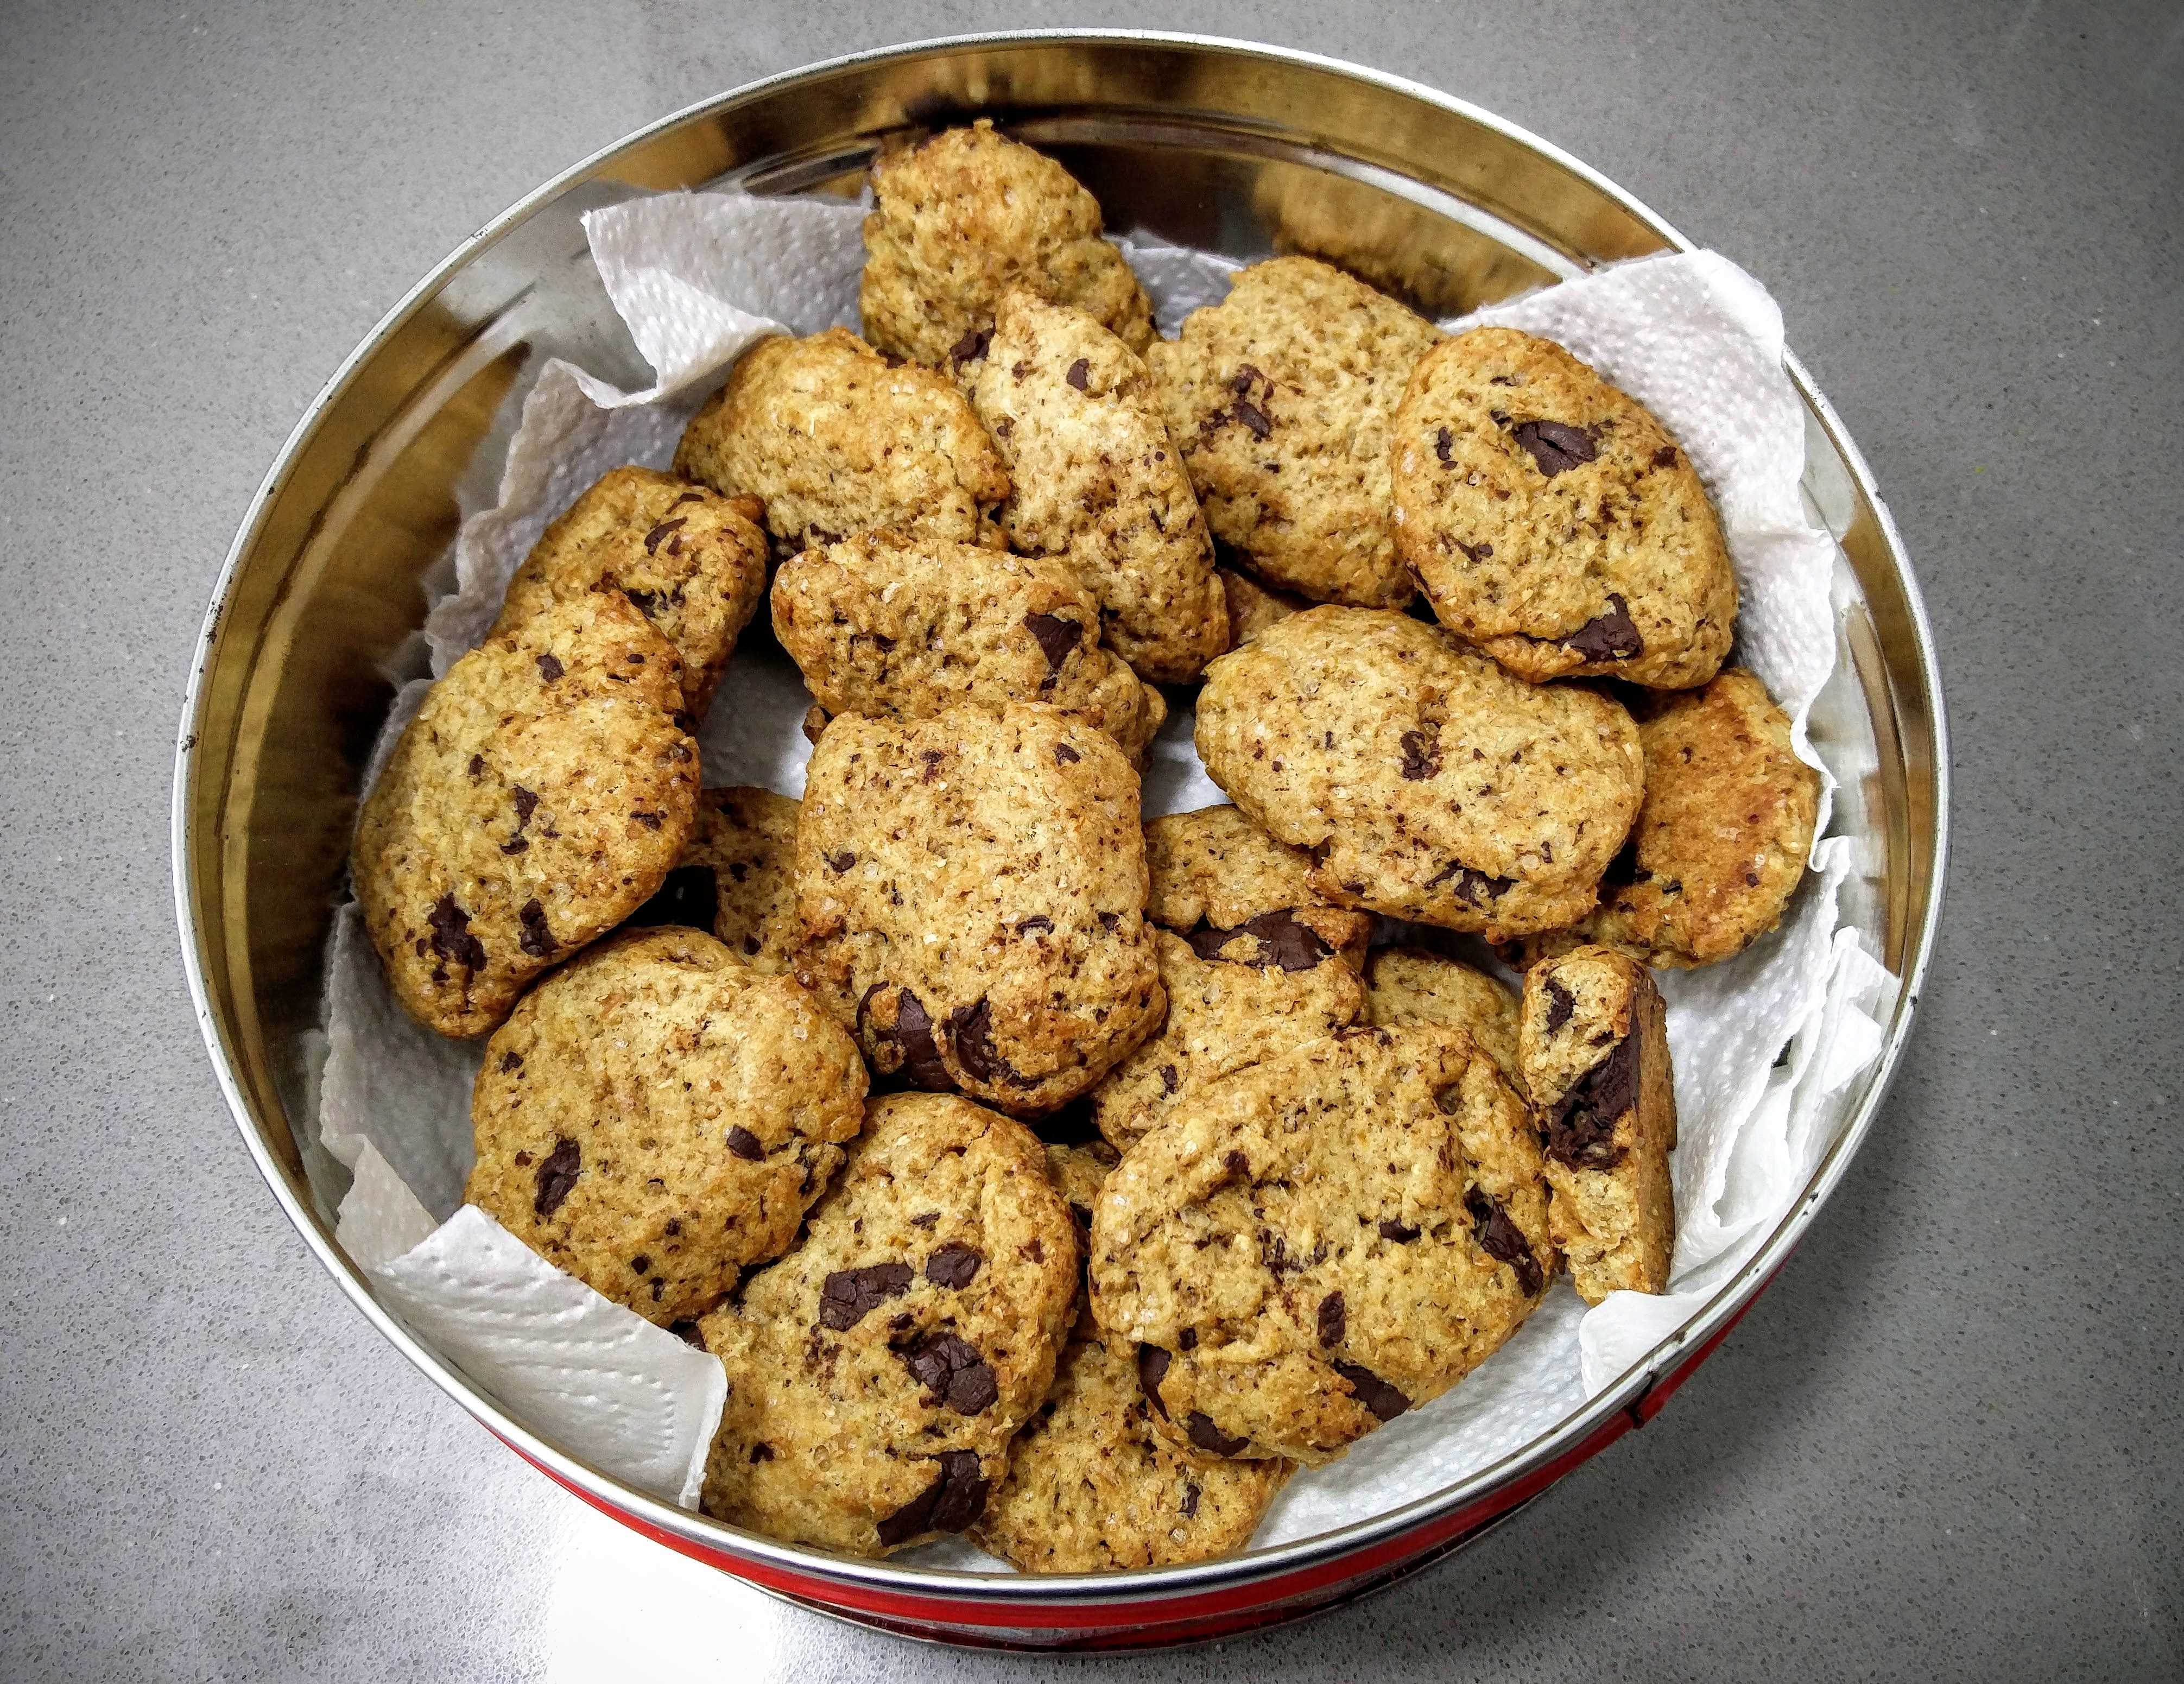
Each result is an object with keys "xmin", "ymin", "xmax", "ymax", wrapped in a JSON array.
[{"xmin": 313, "ymin": 185, "xmax": 1888, "ymax": 1547}]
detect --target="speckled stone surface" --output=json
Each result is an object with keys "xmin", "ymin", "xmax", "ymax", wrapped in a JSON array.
[{"xmin": 2, "ymin": 2, "xmax": 2178, "ymax": 1677}]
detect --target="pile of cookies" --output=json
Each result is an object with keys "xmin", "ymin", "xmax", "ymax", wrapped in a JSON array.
[{"xmin": 351, "ymin": 120, "xmax": 1821, "ymax": 1572}]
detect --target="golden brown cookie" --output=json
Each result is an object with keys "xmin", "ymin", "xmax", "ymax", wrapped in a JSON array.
[
  {"xmin": 1220, "ymin": 566, "xmax": 1307, "ymax": 645},
  {"xmin": 1194, "ymin": 607, "xmax": 1644, "ymax": 940},
  {"xmin": 770, "ymin": 531, "xmax": 1165, "ymax": 765},
  {"xmin": 353, "ymin": 594, "xmax": 699, "ymax": 1038},
  {"xmin": 1527, "ymin": 670, "xmax": 1819, "ymax": 968},
  {"xmin": 1364, "ymin": 946, "xmax": 1522, "ymax": 1090},
  {"xmin": 465, "ymin": 927, "xmax": 867, "ymax": 1324},
  {"xmin": 490, "ymin": 466, "xmax": 769, "ymax": 715},
  {"xmin": 1090, "ymin": 1025, "xmax": 1553, "ymax": 1466},
  {"xmin": 697, "ymin": 1093, "xmax": 1078, "ymax": 1556},
  {"xmin": 673, "ymin": 328, "xmax": 1009, "ymax": 555},
  {"xmin": 1390, "ymin": 326, "xmax": 1737, "ymax": 688},
  {"xmin": 1147, "ymin": 257, "xmax": 1440, "ymax": 608},
  {"xmin": 626, "ymin": 786, "xmax": 802, "ymax": 973},
  {"xmin": 860, "ymin": 121, "xmax": 1155, "ymax": 372},
  {"xmin": 970, "ymin": 289, "xmax": 1228, "ymax": 682},
  {"xmin": 970, "ymin": 1142, "xmax": 1293, "ymax": 1572},
  {"xmin": 1518, "ymin": 946, "xmax": 1677, "ymax": 1303},
  {"xmin": 793, "ymin": 704, "xmax": 1166, "ymax": 1117},
  {"xmin": 1143, "ymin": 803, "xmax": 1377, "ymax": 968}
]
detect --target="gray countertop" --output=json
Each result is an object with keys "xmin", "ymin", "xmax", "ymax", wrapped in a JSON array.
[{"xmin": 2, "ymin": 1, "xmax": 2178, "ymax": 1677}]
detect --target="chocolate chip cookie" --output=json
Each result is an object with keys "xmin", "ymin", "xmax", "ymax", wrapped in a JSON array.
[
  {"xmin": 353, "ymin": 593, "xmax": 699, "ymax": 1038},
  {"xmin": 770, "ymin": 531, "xmax": 1165, "ymax": 765},
  {"xmin": 697, "ymin": 1092, "xmax": 1078, "ymax": 1556},
  {"xmin": 466, "ymin": 927, "xmax": 867, "ymax": 1324},
  {"xmin": 1143, "ymin": 803, "xmax": 1375, "ymax": 969},
  {"xmin": 860, "ymin": 121, "xmax": 1155, "ymax": 373},
  {"xmin": 1364, "ymin": 946, "xmax": 1523, "ymax": 1090},
  {"xmin": 491, "ymin": 466, "xmax": 769, "ymax": 715},
  {"xmin": 1527, "ymin": 670, "xmax": 1819, "ymax": 968},
  {"xmin": 1147, "ymin": 257, "xmax": 1440, "ymax": 608},
  {"xmin": 1091, "ymin": 1025, "xmax": 1553, "ymax": 1466},
  {"xmin": 793, "ymin": 704, "xmax": 1166, "ymax": 1116},
  {"xmin": 1088, "ymin": 928, "xmax": 1368, "ymax": 1150},
  {"xmin": 1518, "ymin": 946, "xmax": 1677, "ymax": 1303},
  {"xmin": 1091, "ymin": 805, "xmax": 1375, "ymax": 1148},
  {"xmin": 673, "ymin": 328, "xmax": 1009, "ymax": 555},
  {"xmin": 1194, "ymin": 606, "xmax": 1644, "ymax": 940},
  {"xmin": 968, "ymin": 289, "xmax": 1228, "ymax": 682},
  {"xmin": 627, "ymin": 786, "xmax": 801, "ymax": 973},
  {"xmin": 969, "ymin": 1143, "xmax": 1294, "ymax": 1571},
  {"xmin": 1390, "ymin": 326, "xmax": 1737, "ymax": 688}
]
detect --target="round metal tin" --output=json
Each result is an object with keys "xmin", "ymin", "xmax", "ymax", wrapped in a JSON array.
[{"xmin": 173, "ymin": 30, "xmax": 1947, "ymax": 1650}]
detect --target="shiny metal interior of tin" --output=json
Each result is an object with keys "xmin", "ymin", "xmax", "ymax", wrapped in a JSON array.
[{"xmin": 176, "ymin": 34, "xmax": 1945, "ymax": 1601}]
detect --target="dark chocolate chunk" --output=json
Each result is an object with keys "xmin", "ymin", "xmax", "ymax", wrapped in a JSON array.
[
  {"xmin": 643, "ymin": 517, "xmax": 687, "ymax": 555},
  {"xmin": 869, "ymin": 988, "xmax": 952, "ymax": 1092},
  {"xmin": 1456, "ymin": 539, "xmax": 1493, "ymax": 565},
  {"xmin": 925, "ymin": 1242, "xmax": 982, "ymax": 1290},
  {"xmin": 1426, "ymin": 860, "xmax": 1516, "ymax": 906},
  {"xmin": 630, "ymin": 1254, "xmax": 651, "ymax": 1274},
  {"xmin": 1651, "ymin": 445, "xmax": 1680, "ymax": 469},
  {"xmin": 1544, "ymin": 978, "xmax": 1575, "ymax": 1034},
  {"xmin": 1378, "ymin": 1218, "xmax": 1421, "ymax": 1243},
  {"xmin": 533, "ymin": 1137, "xmax": 581, "ymax": 1217},
  {"xmin": 1234, "ymin": 399, "xmax": 1273, "ymax": 440},
  {"xmin": 1065, "ymin": 357, "xmax": 1091, "ymax": 390},
  {"xmin": 948, "ymin": 325, "xmax": 993, "ymax": 369},
  {"xmin": 1054, "ymin": 743, "xmax": 1081, "ymax": 766},
  {"xmin": 1181, "ymin": 1483, "xmax": 1201, "ymax": 1518},
  {"xmin": 426, "ymin": 894, "xmax": 486, "ymax": 971},
  {"xmin": 817, "ymin": 1263, "xmax": 913, "ymax": 1331},
  {"xmin": 725, "ymin": 1125, "xmax": 765, "ymax": 1162},
  {"xmin": 947, "ymin": 997, "xmax": 1003, "ymax": 1086},
  {"xmin": 1022, "ymin": 611, "xmax": 1080, "ymax": 676},
  {"xmin": 1137, "ymin": 1344, "xmax": 1172, "ymax": 1416},
  {"xmin": 1016, "ymin": 915, "xmax": 1054, "ymax": 937},
  {"xmin": 1160, "ymin": 1063, "xmax": 1179, "ymax": 1094},
  {"xmin": 517, "ymin": 898, "xmax": 556, "ymax": 959},
  {"xmin": 825, "ymin": 850, "xmax": 857, "ymax": 873},
  {"xmin": 1178, "ymin": 1328, "xmax": 1198, "ymax": 1351},
  {"xmin": 875, "ymin": 1449, "xmax": 989, "ymax": 1546},
  {"xmin": 1223, "ymin": 1150, "xmax": 1250, "ymax": 1179},
  {"xmin": 535, "ymin": 652, "xmax": 565, "ymax": 684},
  {"xmin": 1095, "ymin": 909, "xmax": 1119, "ymax": 930},
  {"xmin": 498, "ymin": 1050, "xmax": 524, "ymax": 1074},
  {"xmin": 1400, "ymin": 724, "xmax": 1441, "ymax": 782},
  {"xmin": 622, "ymin": 586, "xmax": 659, "ymax": 617},
  {"xmin": 1541, "ymin": 1033, "xmax": 1640, "ymax": 1169},
  {"xmin": 1185, "ymin": 1411, "xmax": 1250, "ymax": 1456},
  {"xmin": 1332, "ymin": 1360, "xmax": 1412, "ymax": 1422},
  {"xmin": 1510, "ymin": 419, "xmax": 1598, "ymax": 477},
  {"xmin": 748, "ymin": 1442, "xmax": 774, "ymax": 1464},
  {"xmin": 1434, "ymin": 426, "xmax": 1454, "ymax": 466},
  {"xmin": 899, "ymin": 1332, "xmax": 999, "ymax": 1414},
  {"xmin": 628, "ymin": 864, "xmax": 717, "ymax": 929},
  {"xmin": 1182, "ymin": 908, "xmax": 1334, "ymax": 973},
  {"xmin": 467, "ymin": 753, "xmax": 485, "ymax": 780},
  {"xmin": 630, "ymin": 811, "xmax": 664, "ymax": 831},
  {"xmin": 1317, "ymin": 1290, "xmax": 1346, "ymax": 1348},
  {"xmin": 1562, "ymin": 594, "xmax": 1643, "ymax": 662},
  {"xmin": 1465, "ymin": 1187, "xmax": 1545, "ymax": 1295}
]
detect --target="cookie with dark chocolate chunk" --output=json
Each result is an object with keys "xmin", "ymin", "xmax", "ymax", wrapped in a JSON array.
[
  {"xmin": 1522, "ymin": 669, "xmax": 1819, "ymax": 970},
  {"xmin": 792, "ymin": 704, "xmax": 1166, "ymax": 1116},
  {"xmin": 969, "ymin": 1142, "xmax": 1293, "ymax": 1571},
  {"xmin": 697, "ymin": 1093, "xmax": 1077, "ymax": 1556},
  {"xmin": 1089, "ymin": 1025, "xmax": 1553, "ymax": 1466},
  {"xmin": 860, "ymin": 121, "xmax": 1155, "ymax": 372},
  {"xmin": 1147, "ymin": 256, "xmax": 1440, "ymax": 608},
  {"xmin": 466, "ymin": 927, "xmax": 867, "ymax": 1325},
  {"xmin": 1194, "ymin": 606, "xmax": 1644, "ymax": 940},
  {"xmin": 1517, "ymin": 945, "xmax": 1677, "ymax": 1302},
  {"xmin": 353, "ymin": 593, "xmax": 699, "ymax": 1038},
  {"xmin": 673, "ymin": 327, "xmax": 1009, "ymax": 556},
  {"xmin": 770, "ymin": 531, "xmax": 1164, "ymax": 765},
  {"xmin": 490, "ymin": 466, "xmax": 768, "ymax": 716},
  {"xmin": 1390, "ymin": 326, "xmax": 1737, "ymax": 689}
]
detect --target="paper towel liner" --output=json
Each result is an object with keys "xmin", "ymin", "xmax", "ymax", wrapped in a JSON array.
[{"xmin": 309, "ymin": 187, "xmax": 1888, "ymax": 1548}]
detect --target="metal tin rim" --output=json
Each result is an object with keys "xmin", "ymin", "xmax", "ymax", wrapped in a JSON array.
[{"xmin": 172, "ymin": 27, "xmax": 1949, "ymax": 1615}]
